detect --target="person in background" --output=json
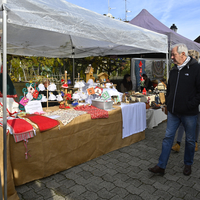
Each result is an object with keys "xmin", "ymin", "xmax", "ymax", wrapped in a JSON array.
[
  {"xmin": 43, "ymin": 79, "xmax": 50, "ymax": 89},
  {"xmin": 120, "ymin": 74, "xmax": 132, "ymax": 93},
  {"xmin": 148, "ymin": 43, "xmax": 200, "ymax": 176},
  {"xmin": 171, "ymin": 113, "xmax": 199, "ymax": 152},
  {"xmin": 142, "ymin": 74, "xmax": 153, "ymax": 91}
]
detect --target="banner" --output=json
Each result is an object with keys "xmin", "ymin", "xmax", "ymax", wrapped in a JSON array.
[
  {"xmin": 135, "ymin": 60, "xmax": 146, "ymax": 89},
  {"xmin": 152, "ymin": 61, "xmax": 164, "ymax": 78}
]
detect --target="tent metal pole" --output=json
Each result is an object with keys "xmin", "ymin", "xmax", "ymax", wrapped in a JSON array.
[
  {"xmin": 72, "ymin": 52, "xmax": 75, "ymax": 86},
  {"xmin": 168, "ymin": 41, "xmax": 172, "ymax": 82},
  {"xmin": 2, "ymin": 2, "xmax": 8, "ymax": 200},
  {"xmin": 166, "ymin": 53, "xmax": 169, "ymax": 82},
  {"xmin": 69, "ymin": 36, "xmax": 75, "ymax": 85}
]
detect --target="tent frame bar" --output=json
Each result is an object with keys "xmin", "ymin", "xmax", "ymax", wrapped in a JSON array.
[{"xmin": 2, "ymin": 2, "xmax": 8, "ymax": 200}]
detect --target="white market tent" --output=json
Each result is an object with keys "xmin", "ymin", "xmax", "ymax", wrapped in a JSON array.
[
  {"xmin": 0, "ymin": 1, "xmax": 168, "ymax": 58},
  {"xmin": 0, "ymin": 0, "xmax": 168, "ymax": 199}
]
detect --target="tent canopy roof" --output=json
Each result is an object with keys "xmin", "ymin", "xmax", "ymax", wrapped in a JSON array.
[
  {"xmin": 0, "ymin": 0, "xmax": 168, "ymax": 58},
  {"xmin": 129, "ymin": 9, "xmax": 200, "ymax": 52}
]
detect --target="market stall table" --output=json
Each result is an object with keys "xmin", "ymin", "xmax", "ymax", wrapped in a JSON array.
[
  {"xmin": 1, "ymin": 105, "xmax": 145, "ymax": 200},
  {"xmin": 146, "ymin": 107, "xmax": 167, "ymax": 129},
  {"xmin": 130, "ymin": 94, "xmax": 156, "ymax": 105}
]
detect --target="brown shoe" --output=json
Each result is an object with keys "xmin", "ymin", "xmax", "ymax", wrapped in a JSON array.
[
  {"xmin": 148, "ymin": 165, "xmax": 165, "ymax": 175},
  {"xmin": 183, "ymin": 165, "xmax": 191, "ymax": 176}
]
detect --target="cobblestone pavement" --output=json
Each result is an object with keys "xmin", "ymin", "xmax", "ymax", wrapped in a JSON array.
[{"xmin": 16, "ymin": 121, "xmax": 200, "ymax": 200}]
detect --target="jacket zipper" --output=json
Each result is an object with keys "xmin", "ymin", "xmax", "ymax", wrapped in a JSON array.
[{"xmin": 172, "ymin": 70, "xmax": 180, "ymax": 113}]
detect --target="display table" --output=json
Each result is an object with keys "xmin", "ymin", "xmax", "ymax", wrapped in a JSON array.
[
  {"xmin": 146, "ymin": 107, "xmax": 167, "ymax": 129},
  {"xmin": 130, "ymin": 94, "xmax": 155, "ymax": 105},
  {"xmin": 1, "ymin": 105, "xmax": 145, "ymax": 200}
]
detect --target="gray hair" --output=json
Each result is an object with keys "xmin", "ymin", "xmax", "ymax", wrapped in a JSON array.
[{"xmin": 171, "ymin": 43, "xmax": 188, "ymax": 56}]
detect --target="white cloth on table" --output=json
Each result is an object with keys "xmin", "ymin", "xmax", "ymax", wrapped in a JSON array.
[
  {"xmin": 120, "ymin": 102, "xmax": 146, "ymax": 138},
  {"xmin": 146, "ymin": 108, "xmax": 167, "ymax": 129}
]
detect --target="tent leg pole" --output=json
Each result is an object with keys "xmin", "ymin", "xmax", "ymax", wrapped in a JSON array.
[
  {"xmin": 166, "ymin": 53, "xmax": 169, "ymax": 82},
  {"xmin": 2, "ymin": 3, "xmax": 8, "ymax": 200},
  {"xmin": 72, "ymin": 55, "xmax": 75, "ymax": 85}
]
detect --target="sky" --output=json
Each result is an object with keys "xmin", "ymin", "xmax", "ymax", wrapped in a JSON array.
[{"xmin": 65, "ymin": 0, "xmax": 200, "ymax": 41}]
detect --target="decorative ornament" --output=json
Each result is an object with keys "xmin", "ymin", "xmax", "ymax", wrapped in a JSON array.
[
  {"xmin": 87, "ymin": 87, "xmax": 95, "ymax": 95},
  {"xmin": 101, "ymin": 91, "xmax": 110, "ymax": 100},
  {"xmin": 142, "ymin": 88, "xmax": 147, "ymax": 95},
  {"xmin": 61, "ymin": 83, "xmax": 68, "ymax": 89}
]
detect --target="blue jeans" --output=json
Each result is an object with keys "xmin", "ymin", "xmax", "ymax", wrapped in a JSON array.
[
  {"xmin": 158, "ymin": 112, "xmax": 197, "ymax": 169},
  {"xmin": 177, "ymin": 112, "xmax": 200, "ymax": 143}
]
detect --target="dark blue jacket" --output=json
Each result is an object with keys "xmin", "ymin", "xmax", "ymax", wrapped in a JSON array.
[{"xmin": 166, "ymin": 57, "xmax": 200, "ymax": 115}]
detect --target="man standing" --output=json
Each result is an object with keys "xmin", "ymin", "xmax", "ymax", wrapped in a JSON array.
[{"xmin": 148, "ymin": 43, "xmax": 200, "ymax": 176}]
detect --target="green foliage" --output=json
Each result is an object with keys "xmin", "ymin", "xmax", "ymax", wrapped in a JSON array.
[{"xmin": 7, "ymin": 55, "xmax": 131, "ymax": 82}]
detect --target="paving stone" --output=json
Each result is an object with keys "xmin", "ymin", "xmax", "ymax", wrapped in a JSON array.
[
  {"xmin": 113, "ymin": 173, "xmax": 130, "ymax": 182},
  {"xmin": 77, "ymin": 171, "xmax": 93, "ymax": 179},
  {"xmin": 37, "ymin": 188, "xmax": 56, "ymax": 199},
  {"xmin": 102, "ymin": 168, "xmax": 118, "ymax": 176},
  {"xmin": 47, "ymin": 195, "xmax": 65, "ymax": 200},
  {"xmin": 126, "ymin": 166, "xmax": 142, "ymax": 175},
  {"xmin": 153, "ymin": 190, "xmax": 172, "ymax": 200},
  {"xmin": 46, "ymin": 180, "xmax": 61, "ymax": 189},
  {"xmin": 74, "ymin": 176, "xmax": 89, "ymax": 185},
  {"xmin": 61, "ymin": 166, "xmax": 83, "ymax": 175},
  {"xmin": 183, "ymin": 194, "xmax": 200, "ymax": 200},
  {"xmin": 96, "ymin": 188, "xmax": 115, "ymax": 199},
  {"xmin": 153, "ymin": 181, "xmax": 170, "ymax": 191},
  {"xmin": 180, "ymin": 186, "xmax": 199, "ymax": 197},
  {"xmin": 67, "ymin": 191, "xmax": 86, "ymax": 200},
  {"xmin": 110, "ymin": 186, "xmax": 129, "ymax": 198},
  {"xmin": 95, "ymin": 163, "xmax": 108, "ymax": 171},
  {"xmin": 164, "ymin": 180, "xmax": 182, "ymax": 190},
  {"xmin": 123, "ymin": 194, "xmax": 143, "ymax": 200},
  {"xmin": 91, "ymin": 168, "xmax": 106, "ymax": 177},
  {"xmin": 193, "ymin": 182, "xmax": 200, "ymax": 191},
  {"xmin": 115, "ymin": 161, "xmax": 130, "ymax": 169},
  {"xmin": 110, "ymin": 195, "xmax": 123, "ymax": 200},
  {"xmin": 21, "ymin": 190, "xmax": 43, "ymax": 200},
  {"xmin": 64, "ymin": 172, "xmax": 80, "ymax": 180},
  {"xmin": 177, "ymin": 177, "xmax": 195, "ymax": 187},
  {"xmin": 53, "ymin": 174, "xmax": 66, "ymax": 182},
  {"xmin": 125, "ymin": 177, "xmax": 143, "ymax": 187},
  {"xmin": 59, "ymin": 179, "xmax": 76, "ymax": 189},
  {"xmin": 99, "ymin": 181, "xmax": 115, "ymax": 191},
  {"xmin": 139, "ymin": 191, "xmax": 159, "ymax": 200},
  {"xmin": 69, "ymin": 184, "xmax": 86, "ymax": 195},
  {"xmin": 167, "ymin": 187, "xmax": 186, "ymax": 198},
  {"xmin": 101, "ymin": 173, "xmax": 116, "ymax": 182},
  {"xmin": 25, "ymin": 180, "xmax": 46, "ymax": 192},
  {"xmin": 54, "ymin": 185, "xmax": 73, "ymax": 196},
  {"xmin": 85, "ymin": 183, "xmax": 103, "ymax": 192},
  {"xmin": 113, "ymin": 179, "xmax": 131, "ymax": 189},
  {"xmin": 81, "ymin": 191, "xmax": 98, "ymax": 200},
  {"xmin": 80, "ymin": 164, "xmax": 96, "ymax": 172},
  {"xmin": 126, "ymin": 185, "xmax": 144, "ymax": 195},
  {"xmin": 170, "ymin": 197, "xmax": 183, "ymax": 200},
  {"xmin": 138, "ymin": 184, "xmax": 156, "ymax": 194},
  {"xmin": 40, "ymin": 176, "xmax": 54, "ymax": 184},
  {"xmin": 16, "ymin": 185, "xmax": 31, "ymax": 194}
]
